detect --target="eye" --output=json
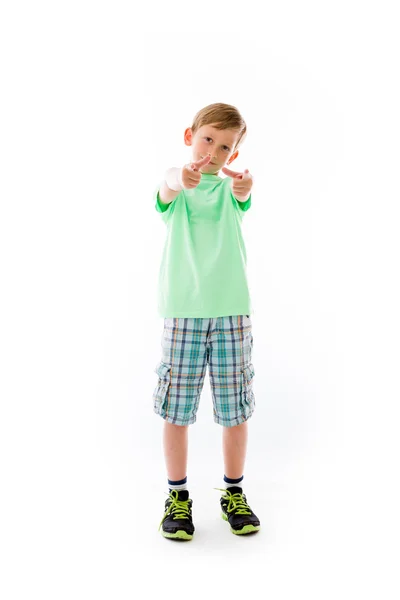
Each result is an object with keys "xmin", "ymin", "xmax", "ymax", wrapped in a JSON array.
[
  {"xmin": 222, "ymin": 146, "xmax": 230, "ymax": 152},
  {"xmin": 205, "ymin": 137, "xmax": 213, "ymax": 142}
]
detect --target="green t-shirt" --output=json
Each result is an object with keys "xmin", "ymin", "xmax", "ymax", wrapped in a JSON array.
[{"xmin": 155, "ymin": 173, "xmax": 252, "ymax": 318}]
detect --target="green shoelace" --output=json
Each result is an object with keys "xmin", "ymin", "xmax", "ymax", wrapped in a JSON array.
[
  {"xmin": 158, "ymin": 490, "xmax": 192, "ymax": 531},
  {"xmin": 214, "ymin": 487, "xmax": 252, "ymax": 515}
]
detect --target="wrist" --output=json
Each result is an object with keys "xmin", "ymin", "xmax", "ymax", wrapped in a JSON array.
[
  {"xmin": 235, "ymin": 191, "xmax": 251, "ymax": 202},
  {"xmin": 165, "ymin": 167, "xmax": 184, "ymax": 192}
]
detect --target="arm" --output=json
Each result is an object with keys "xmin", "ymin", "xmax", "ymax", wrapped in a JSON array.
[
  {"xmin": 158, "ymin": 157, "xmax": 213, "ymax": 204},
  {"xmin": 158, "ymin": 180, "xmax": 181, "ymax": 205}
]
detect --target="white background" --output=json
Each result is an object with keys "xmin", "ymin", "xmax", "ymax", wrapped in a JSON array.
[{"xmin": 1, "ymin": 1, "xmax": 399, "ymax": 598}]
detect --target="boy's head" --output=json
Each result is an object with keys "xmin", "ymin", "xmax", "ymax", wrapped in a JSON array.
[{"xmin": 184, "ymin": 103, "xmax": 247, "ymax": 175}]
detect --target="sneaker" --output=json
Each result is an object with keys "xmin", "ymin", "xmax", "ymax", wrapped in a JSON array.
[
  {"xmin": 215, "ymin": 486, "xmax": 261, "ymax": 535},
  {"xmin": 158, "ymin": 489, "xmax": 195, "ymax": 540}
]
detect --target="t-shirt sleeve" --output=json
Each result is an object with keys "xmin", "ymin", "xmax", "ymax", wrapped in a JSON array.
[
  {"xmin": 154, "ymin": 184, "xmax": 179, "ymax": 223},
  {"xmin": 230, "ymin": 189, "xmax": 252, "ymax": 213},
  {"xmin": 235, "ymin": 194, "xmax": 252, "ymax": 212}
]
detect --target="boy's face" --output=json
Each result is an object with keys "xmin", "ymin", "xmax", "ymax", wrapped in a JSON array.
[{"xmin": 184, "ymin": 124, "xmax": 240, "ymax": 175}]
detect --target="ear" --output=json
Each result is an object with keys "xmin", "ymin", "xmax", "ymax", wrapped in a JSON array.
[
  {"xmin": 227, "ymin": 149, "xmax": 239, "ymax": 165},
  {"xmin": 184, "ymin": 127, "xmax": 193, "ymax": 146}
]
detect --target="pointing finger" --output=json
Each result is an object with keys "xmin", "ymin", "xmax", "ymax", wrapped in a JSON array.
[
  {"xmin": 191, "ymin": 154, "xmax": 211, "ymax": 171},
  {"xmin": 221, "ymin": 166, "xmax": 243, "ymax": 178}
]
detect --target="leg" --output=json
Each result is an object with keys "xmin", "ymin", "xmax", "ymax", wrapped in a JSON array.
[
  {"xmin": 154, "ymin": 317, "xmax": 208, "ymax": 426},
  {"xmin": 160, "ymin": 422, "xmax": 194, "ymax": 541},
  {"xmin": 208, "ymin": 315, "xmax": 255, "ymax": 428},
  {"xmin": 163, "ymin": 421, "xmax": 189, "ymax": 481},
  {"xmin": 222, "ymin": 421, "xmax": 248, "ymax": 479},
  {"xmin": 220, "ymin": 420, "xmax": 260, "ymax": 535}
]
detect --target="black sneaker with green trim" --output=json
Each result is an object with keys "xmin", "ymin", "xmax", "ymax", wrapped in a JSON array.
[
  {"xmin": 216, "ymin": 486, "xmax": 261, "ymax": 535},
  {"xmin": 159, "ymin": 489, "xmax": 195, "ymax": 540}
]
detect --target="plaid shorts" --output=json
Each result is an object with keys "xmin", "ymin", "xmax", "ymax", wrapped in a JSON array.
[{"xmin": 152, "ymin": 315, "xmax": 255, "ymax": 427}]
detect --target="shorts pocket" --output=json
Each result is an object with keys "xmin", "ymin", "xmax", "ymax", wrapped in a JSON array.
[
  {"xmin": 241, "ymin": 363, "xmax": 255, "ymax": 418},
  {"xmin": 153, "ymin": 361, "xmax": 171, "ymax": 413}
]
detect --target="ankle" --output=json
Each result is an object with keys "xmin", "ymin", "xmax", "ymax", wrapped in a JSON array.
[
  {"xmin": 168, "ymin": 476, "xmax": 188, "ymax": 493},
  {"xmin": 223, "ymin": 474, "xmax": 244, "ymax": 489}
]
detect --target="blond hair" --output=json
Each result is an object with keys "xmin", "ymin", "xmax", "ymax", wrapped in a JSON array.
[{"xmin": 191, "ymin": 103, "xmax": 247, "ymax": 150}]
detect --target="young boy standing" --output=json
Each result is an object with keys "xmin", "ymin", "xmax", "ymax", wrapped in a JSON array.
[{"xmin": 153, "ymin": 103, "xmax": 260, "ymax": 540}]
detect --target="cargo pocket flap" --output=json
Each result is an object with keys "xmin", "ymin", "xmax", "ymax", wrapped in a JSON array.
[
  {"xmin": 155, "ymin": 361, "xmax": 171, "ymax": 379},
  {"xmin": 240, "ymin": 363, "xmax": 255, "ymax": 419},
  {"xmin": 243, "ymin": 364, "xmax": 255, "ymax": 384}
]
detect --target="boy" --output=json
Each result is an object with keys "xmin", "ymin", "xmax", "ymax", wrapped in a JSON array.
[{"xmin": 153, "ymin": 103, "xmax": 260, "ymax": 540}]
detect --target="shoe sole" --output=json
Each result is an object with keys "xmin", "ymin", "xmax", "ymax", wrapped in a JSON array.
[
  {"xmin": 221, "ymin": 512, "xmax": 260, "ymax": 535},
  {"xmin": 161, "ymin": 529, "xmax": 193, "ymax": 540}
]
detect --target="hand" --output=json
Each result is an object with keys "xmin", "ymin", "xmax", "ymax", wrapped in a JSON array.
[
  {"xmin": 221, "ymin": 166, "xmax": 253, "ymax": 201},
  {"xmin": 180, "ymin": 154, "xmax": 212, "ymax": 189}
]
